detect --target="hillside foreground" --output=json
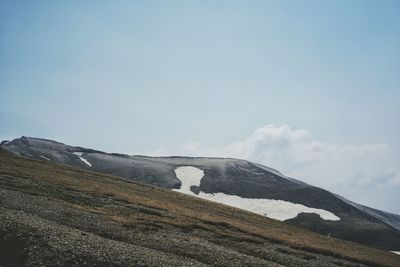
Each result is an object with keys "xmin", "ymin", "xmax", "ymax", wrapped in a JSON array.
[{"xmin": 0, "ymin": 150, "xmax": 399, "ymax": 266}]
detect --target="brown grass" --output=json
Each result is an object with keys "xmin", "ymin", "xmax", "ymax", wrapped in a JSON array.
[{"xmin": 1, "ymin": 149, "xmax": 399, "ymax": 267}]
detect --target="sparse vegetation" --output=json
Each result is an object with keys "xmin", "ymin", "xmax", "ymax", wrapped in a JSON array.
[{"xmin": 1, "ymin": 149, "xmax": 399, "ymax": 266}]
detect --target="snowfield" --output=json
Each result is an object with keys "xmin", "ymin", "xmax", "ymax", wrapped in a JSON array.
[
  {"xmin": 73, "ymin": 152, "xmax": 92, "ymax": 167},
  {"xmin": 391, "ymin": 251, "xmax": 400, "ymax": 255},
  {"xmin": 174, "ymin": 166, "xmax": 340, "ymax": 221},
  {"xmin": 174, "ymin": 166, "xmax": 204, "ymax": 192}
]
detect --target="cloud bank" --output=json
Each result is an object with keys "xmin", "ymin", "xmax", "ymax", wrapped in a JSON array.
[{"xmin": 152, "ymin": 124, "xmax": 400, "ymax": 213}]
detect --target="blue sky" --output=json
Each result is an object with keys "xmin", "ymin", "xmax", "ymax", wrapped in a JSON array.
[{"xmin": 1, "ymin": 1, "xmax": 400, "ymax": 212}]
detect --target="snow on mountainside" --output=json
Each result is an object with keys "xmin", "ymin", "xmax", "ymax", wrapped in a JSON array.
[
  {"xmin": 173, "ymin": 166, "xmax": 340, "ymax": 221},
  {"xmin": 1, "ymin": 136, "xmax": 400, "ymax": 251},
  {"xmin": 2, "ymin": 150, "xmax": 399, "ymax": 267},
  {"xmin": 73, "ymin": 152, "xmax": 92, "ymax": 167}
]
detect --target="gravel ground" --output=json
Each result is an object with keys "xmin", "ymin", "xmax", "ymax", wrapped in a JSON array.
[
  {"xmin": 0, "ymin": 180, "xmax": 366, "ymax": 267},
  {"xmin": 1, "ymin": 151, "xmax": 398, "ymax": 266}
]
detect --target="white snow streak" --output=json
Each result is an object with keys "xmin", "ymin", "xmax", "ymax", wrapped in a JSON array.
[
  {"xmin": 391, "ymin": 251, "xmax": 400, "ymax": 255},
  {"xmin": 174, "ymin": 166, "xmax": 340, "ymax": 221},
  {"xmin": 40, "ymin": 155, "xmax": 50, "ymax": 161},
  {"xmin": 73, "ymin": 152, "xmax": 92, "ymax": 167}
]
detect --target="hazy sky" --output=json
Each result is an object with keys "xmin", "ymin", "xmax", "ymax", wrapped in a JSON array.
[{"xmin": 1, "ymin": 1, "xmax": 400, "ymax": 213}]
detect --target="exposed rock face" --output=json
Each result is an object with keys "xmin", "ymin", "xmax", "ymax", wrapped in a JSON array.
[{"xmin": 2, "ymin": 136, "xmax": 400, "ymax": 251}]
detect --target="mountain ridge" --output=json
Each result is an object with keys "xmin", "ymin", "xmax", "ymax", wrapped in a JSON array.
[
  {"xmin": 2, "ymin": 136, "xmax": 400, "ymax": 251},
  {"xmin": 1, "ymin": 149, "xmax": 400, "ymax": 266}
]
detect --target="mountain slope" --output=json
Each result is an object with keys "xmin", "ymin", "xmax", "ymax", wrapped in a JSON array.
[
  {"xmin": 1, "ymin": 149, "xmax": 400, "ymax": 266},
  {"xmin": 2, "ymin": 136, "xmax": 400, "ymax": 251}
]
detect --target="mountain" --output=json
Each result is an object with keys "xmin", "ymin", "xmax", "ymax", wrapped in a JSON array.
[
  {"xmin": 1, "ymin": 136, "xmax": 400, "ymax": 252},
  {"xmin": 1, "ymin": 149, "xmax": 400, "ymax": 266}
]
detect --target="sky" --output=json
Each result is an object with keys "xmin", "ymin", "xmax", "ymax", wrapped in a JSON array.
[{"xmin": 1, "ymin": 0, "xmax": 400, "ymax": 213}]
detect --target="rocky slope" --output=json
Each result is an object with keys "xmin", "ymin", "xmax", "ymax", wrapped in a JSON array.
[
  {"xmin": 1, "ymin": 149, "xmax": 400, "ymax": 266},
  {"xmin": 2, "ymin": 136, "xmax": 400, "ymax": 251}
]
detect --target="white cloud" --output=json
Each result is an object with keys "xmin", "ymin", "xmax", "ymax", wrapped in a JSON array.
[{"xmin": 151, "ymin": 124, "xmax": 400, "ymax": 212}]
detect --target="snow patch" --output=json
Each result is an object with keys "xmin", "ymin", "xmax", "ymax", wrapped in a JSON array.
[
  {"xmin": 174, "ymin": 166, "xmax": 340, "ymax": 221},
  {"xmin": 174, "ymin": 166, "xmax": 204, "ymax": 193},
  {"xmin": 391, "ymin": 251, "xmax": 400, "ymax": 255},
  {"xmin": 40, "ymin": 155, "xmax": 50, "ymax": 161},
  {"xmin": 73, "ymin": 152, "xmax": 92, "ymax": 167}
]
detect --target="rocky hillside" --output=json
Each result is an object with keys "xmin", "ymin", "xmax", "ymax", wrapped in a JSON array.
[
  {"xmin": 2, "ymin": 136, "xmax": 400, "ymax": 252},
  {"xmin": 1, "ymin": 149, "xmax": 400, "ymax": 266}
]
